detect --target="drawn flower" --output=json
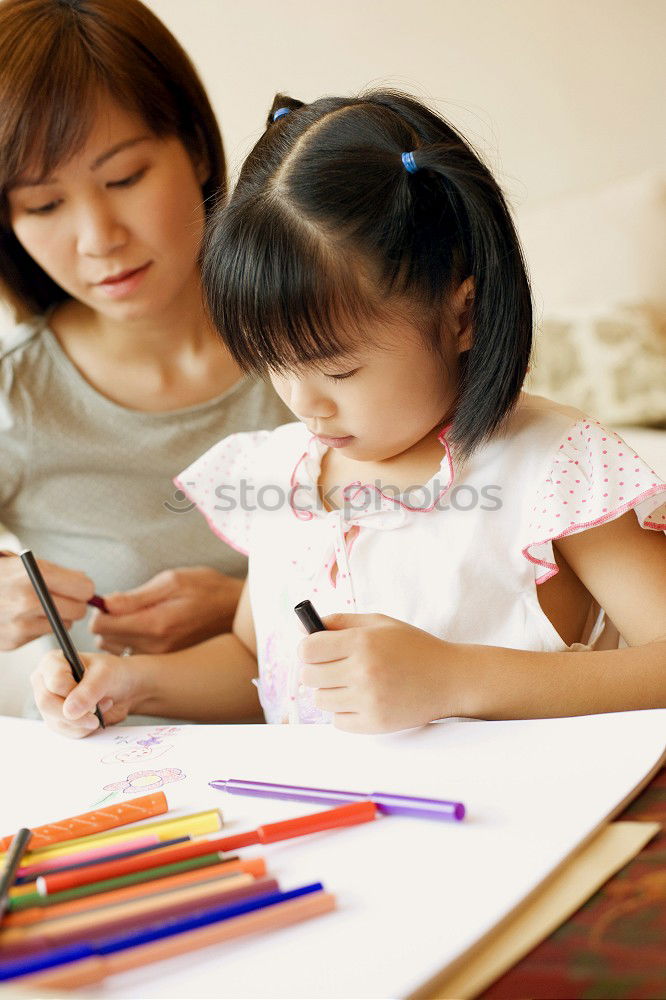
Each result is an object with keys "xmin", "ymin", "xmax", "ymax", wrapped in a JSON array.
[{"xmin": 102, "ymin": 768, "xmax": 185, "ymax": 794}]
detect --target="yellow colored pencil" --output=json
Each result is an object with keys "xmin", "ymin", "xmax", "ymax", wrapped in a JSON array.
[{"xmin": 0, "ymin": 809, "xmax": 222, "ymax": 865}]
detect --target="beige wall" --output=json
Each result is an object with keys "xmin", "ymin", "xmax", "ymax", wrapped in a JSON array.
[{"xmin": 147, "ymin": 0, "xmax": 666, "ymax": 213}]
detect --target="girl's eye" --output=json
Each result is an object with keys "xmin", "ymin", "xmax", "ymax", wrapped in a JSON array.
[
  {"xmin": 107, "ymin": 168, "xmax": 147, "ymax": 189},
  {"xmin": 325, "ymin": 368, "xmax": 360, "ymax": 381},
  {"xmin": 26, "ymin": 199, "xmax": 61, "ymax": 216}
]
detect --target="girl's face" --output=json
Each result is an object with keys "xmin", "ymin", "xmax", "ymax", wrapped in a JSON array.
[
  {"xmin": 270, "ymin": 293, "xmax": 472, "ymax": 464},
  {"xmin": 7, "ymin": 95, "xmax": 207, "ymax": 323}
]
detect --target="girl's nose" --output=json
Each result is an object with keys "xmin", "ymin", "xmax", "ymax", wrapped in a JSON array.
[
  {"xmin": 289, "ymin": 379, "xmax": 336, "ymax": 420},
  {"xmin": 76, "ymin": 200, "xmax": 127, "ymax": 258}
]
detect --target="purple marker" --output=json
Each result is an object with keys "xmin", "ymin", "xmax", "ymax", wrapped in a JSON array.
[{"xmin": 209, "ymin": 778, "xmax": 465, "ymax": 822}]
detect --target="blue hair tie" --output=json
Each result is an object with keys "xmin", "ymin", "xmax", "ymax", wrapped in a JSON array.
[
  {"xmin": 272, "ymin": 107, "xmax": 290, "ymax": 122},
  {"xmin": 401, "ymin": 151, "xmax": 419, "ymax": 174}
]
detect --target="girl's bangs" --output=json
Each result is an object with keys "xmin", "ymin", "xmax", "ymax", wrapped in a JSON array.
[{"xmin": 205, "ymin": 200, "xmax": 386, "ymax": 376}]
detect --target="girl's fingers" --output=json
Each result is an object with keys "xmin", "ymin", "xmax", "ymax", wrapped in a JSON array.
[
  {"xmin": 313, "ymin": 687, "xmax": 354, "ymax": 713},
  {"xmin": 300, "ymin": 663, "xmax": 349, "ymax": 689},
  {"xmin": 40, "ymin": 652, "xmax": 78, "ymax": 698},
  {"xmin": 332, "ymin": 712, "xmax": 362, "ymax": 733},
  {"xmin": 298, "ymin": 630, "xmax": 351, "ymax": 664},
  {"xmin": 31, "ymin": 672, "xmax": 97, "ymax": 738}
]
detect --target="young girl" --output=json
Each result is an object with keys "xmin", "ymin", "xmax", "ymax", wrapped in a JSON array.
[
  {"xmin": 32, "ymin": 90, "xmax": 666, "ymax": 737},
  {"xmin": 0, "ymin": 0, "xmax": 290, "ymax": 697}
]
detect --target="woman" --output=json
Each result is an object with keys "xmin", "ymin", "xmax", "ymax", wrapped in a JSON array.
[{"xmin": 0, "ymin": 0, "xmax": 290, "ymax": 708}]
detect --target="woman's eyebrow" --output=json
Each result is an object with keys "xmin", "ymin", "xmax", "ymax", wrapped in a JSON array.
[
  {"xmin": 90, "ymin": 135, "xmax": 151, "ymax": 171},
  {"xmin": 10, "ymin": 135, "xmax": 152, "ymax": 189}
]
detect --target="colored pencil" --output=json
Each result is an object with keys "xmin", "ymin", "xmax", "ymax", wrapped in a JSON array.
[
  {"xmin": 2, "ymin": 808, "xmax": 222, "ymax": 865},
  {"xmin": 0, "ymin": 883, "xmax": 327, "ymax": 982},
  {"xmin": 0, "ymin": 830, "xmax": 32, "ymax": 921},
  {"xmin": 3, "ymin": 857, "xmax": 267, "ymax": 928},
  {"xmin": 24, "ymin": 891, "xmax": 336, "ymax": 989},
  {"xmin": 0, "ymin": 792, "xmax": 167, "ymax": 854},
  {"xmin": 39, "ymin": 800, "xmax": 377, "ymax": 896},
  {"xmin": 0, "ymin": 875, "xmax": 277, "ymax": 955},
  {"xmin": 16, "ymin": 835, "xmax": 188, "ymax": 883},
  {"xmin": 0, "ymin": 871, "xmax": 255, "ymax": 943},
  {"xmin": 14, "ymin": 854, "xmax": 236, "ymax": 911}
]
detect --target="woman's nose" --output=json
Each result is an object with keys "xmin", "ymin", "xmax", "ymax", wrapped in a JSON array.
[{"xmin": 76, "ymin": 200, "xmax": 127, "ymax": 258}]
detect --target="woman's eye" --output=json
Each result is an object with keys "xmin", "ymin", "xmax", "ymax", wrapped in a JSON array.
[
  {"xmin": 26, "ymin": 200, "xmax": 61, "ymax": 215},
  {"xmin": 325, "ymin": 368, "xmax": 360, "ymax": 381},
  {"xmin": 108, "ymin": 168, "xmax": 147, "ymax": 189}
]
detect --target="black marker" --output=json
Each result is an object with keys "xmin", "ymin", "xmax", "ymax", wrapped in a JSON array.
[
  {"xmin": 294, "ymin": 599, "xmax": 326, "ymax": 634},
  {"xmin": 0, "ymin": 828, "xmax": 32, "ymax": 921},
  {"xmin": 20, "ymin": 549, "xmax": 105, "ymax": 728}
]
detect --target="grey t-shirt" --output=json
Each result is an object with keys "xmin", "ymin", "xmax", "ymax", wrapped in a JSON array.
[{"xmin": 0, "ymin": 315, "xmax": 292, "ymax": 719}]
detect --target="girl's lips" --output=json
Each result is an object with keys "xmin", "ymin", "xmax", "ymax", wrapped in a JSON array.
[
  {"xmin": 315, "ymin": 434, "xmax": 355, "ymax": 448},
  {"xmin": 96, "ymin": 262, "xmax": 151, "ymax": 298}
]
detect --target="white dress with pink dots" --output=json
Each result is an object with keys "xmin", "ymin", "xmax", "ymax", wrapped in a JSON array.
[{"xmin": 175, "ymin": 393, "xmax": 666, "ymax": 725}]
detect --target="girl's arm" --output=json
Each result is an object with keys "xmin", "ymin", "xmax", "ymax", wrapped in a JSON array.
[
  {"xmin": 461, "ymin": 509, "xmax": 666, "ymax": 719},
  {"xmin": 32, "ymin": 581, "xmax": 262, "ymax": 737},
  {"xmin": 300, "ymin": 512, "xmax": 666, "ymax": 732}
]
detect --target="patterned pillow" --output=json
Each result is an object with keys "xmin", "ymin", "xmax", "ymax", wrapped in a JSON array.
[{"xmin": 526, "ymin": 303, "xmax": 666, "ymax": 426}]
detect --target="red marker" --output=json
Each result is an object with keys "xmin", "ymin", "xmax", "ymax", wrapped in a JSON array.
[{"xmin": 38, "ymin": 801, "xmax": 377, "ymax": 896}]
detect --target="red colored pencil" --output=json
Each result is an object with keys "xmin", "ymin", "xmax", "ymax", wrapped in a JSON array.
[{"xmin": 39, "ymin": 801, "xmax": 377, "ymax": 896}]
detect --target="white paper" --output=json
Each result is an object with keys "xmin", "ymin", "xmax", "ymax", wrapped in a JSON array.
[{"xmin": 1, "ymin": 711, "xmax": 664, "ymax": 998}]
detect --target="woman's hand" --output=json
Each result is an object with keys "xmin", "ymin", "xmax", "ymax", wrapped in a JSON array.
[
  {"xmin": 299, "ymin": 613, "xmax": 466, "ymax": 733},
  {"xmin": 31, "ymin": 651, "xmax": 139, "ymax": 738},
  {"xmin": 90, "ymin": 567, "xmax": 244, "ymax": 654},
  {"xmin": 0, "ymin": 553, "xmax": 94, "ymax": 650}
]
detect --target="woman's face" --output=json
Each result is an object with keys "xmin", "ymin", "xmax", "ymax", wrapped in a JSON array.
[{"xmin": 7, "ymin": 95, "xmax": 207, "ymax": 323}]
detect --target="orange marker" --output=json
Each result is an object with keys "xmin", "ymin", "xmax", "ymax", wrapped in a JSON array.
[
  {"xmin": 2, "ymin": 857, "xmax": 267, "ymax": 929},
  {"xmin": 0, "ymin": 793, "xmax": 168, "ymax": 853},
  {"xmin": 40, "ymin": 800, "xmax": 378, "ymax": 895},
  {"xmin": 24, "ymin": 891, "xmax": 336, "ymax": 989}
]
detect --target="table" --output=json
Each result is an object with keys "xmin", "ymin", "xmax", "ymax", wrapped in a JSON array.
[{"xmin": 480, "ymin": 766, "xmax": 666, "ymax": 1000}]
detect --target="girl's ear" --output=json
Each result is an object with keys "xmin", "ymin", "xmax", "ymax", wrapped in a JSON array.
[{"xmin": 452, "ymin": 276, "xmax": 475, "ymax": 354}]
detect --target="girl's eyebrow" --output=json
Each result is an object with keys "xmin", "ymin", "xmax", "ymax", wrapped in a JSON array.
[{"xmin": 10, "ymin": 135, "xmax": 151, "ymax": 190}]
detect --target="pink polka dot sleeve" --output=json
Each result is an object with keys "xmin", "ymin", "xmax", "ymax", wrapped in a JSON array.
[
  {"xmin": 523, "ymin": 418, "xmax": 666, "ymax": 583},
  {"xmin": 174, "ymin": 431, "xmax": 270, "ymax": 557}
]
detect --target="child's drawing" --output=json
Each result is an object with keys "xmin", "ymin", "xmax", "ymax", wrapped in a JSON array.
[
  {"xmin": 100, "ymin": 726, "xmax": 183, "ymax": 765},
  {"xmin": 102, "ymin": 767, "xmax": 185, "ymax": 795}
]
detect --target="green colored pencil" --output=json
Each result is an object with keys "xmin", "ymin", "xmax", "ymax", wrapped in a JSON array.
[{"xmin": 9, "ymin": 852, "xmax": 227, "ymax": 912}]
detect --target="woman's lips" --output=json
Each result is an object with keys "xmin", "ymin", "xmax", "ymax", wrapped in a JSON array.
[
  {"xmin": 315, "ymin": 434, "xmax": 355, "ymax": 448},
  {"xmin": 96, "ymin": 262, "xmax": 151, "ymax": 298}
]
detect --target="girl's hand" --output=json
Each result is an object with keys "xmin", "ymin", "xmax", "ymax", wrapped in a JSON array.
[
  {"xmin": 0, "ymin": 553, "xmax": 94, "ymax": 650},
  {"xmin": 90, "ymin": 567, "xmax": 244, "ymax": 655},
  {"xmin": 31, "ymin": 651, "xmax": 138, "ymax": 738},
  {"xmin": 299, "ymin": 613, "xmax": 465, "ymax": 733}
]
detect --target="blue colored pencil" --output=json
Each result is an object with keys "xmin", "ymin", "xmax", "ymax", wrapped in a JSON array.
[{"xmin": 0, "ymin": 882, "xmax": 325, "ymax": 981}]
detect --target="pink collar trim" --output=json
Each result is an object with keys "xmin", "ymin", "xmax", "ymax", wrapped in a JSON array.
[{"xmin": 289, "ymin": 424, "xmax": 455, "ymax": 522}]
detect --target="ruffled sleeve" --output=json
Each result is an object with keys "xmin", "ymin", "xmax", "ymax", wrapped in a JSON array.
[
  {"xmin": 174, "ymin": 430, "xmax": 270, "ymax": 557},
  {"xmin": 523, "ymin": 418, "xmax": 666, "ymax": 583}
]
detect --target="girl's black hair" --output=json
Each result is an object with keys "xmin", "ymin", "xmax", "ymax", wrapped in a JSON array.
[{"xmin": 203, "ymin": 90, "xmax": 532, "ymax": 457}]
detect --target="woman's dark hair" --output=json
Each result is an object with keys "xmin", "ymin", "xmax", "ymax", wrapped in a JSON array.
[
  {"xmin": 203, "ymin": 90, "xmax": 533, "ymax": 457},
  {"xmin": 0, "ymin": 0, "xmax": 225, "ymax": 315}
]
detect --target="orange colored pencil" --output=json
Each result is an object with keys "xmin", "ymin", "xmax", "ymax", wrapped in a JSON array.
[
  {"xmin": 2, "ymin": 857, "xmax": 266, "ymax": 928},
  {"xmin": 24, "ymin": 891, "xmax": 336, "ymax": 989},
  {"xmin": 0, "ymin": 793, "xmax": 167, "ymax": 853}
]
